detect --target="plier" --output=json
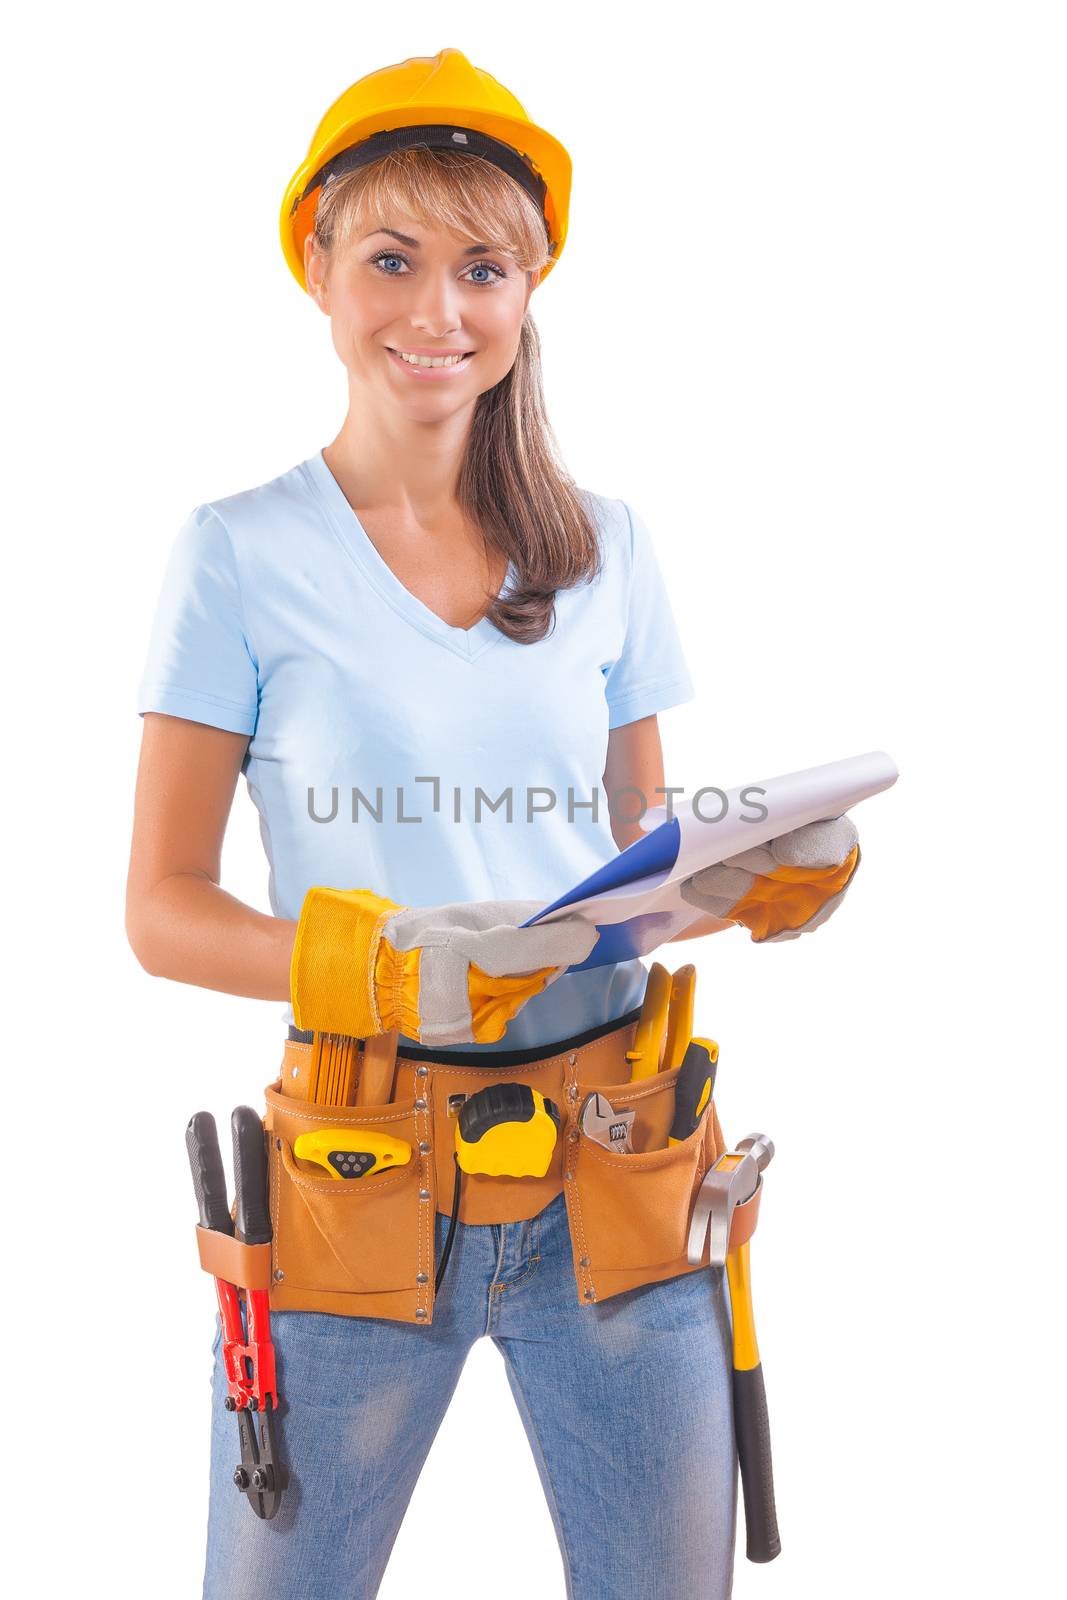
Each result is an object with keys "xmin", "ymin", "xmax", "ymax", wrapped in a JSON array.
[{"xmin": 186, "ymin": 1106, "xmax": 287, "ymax": 1519}]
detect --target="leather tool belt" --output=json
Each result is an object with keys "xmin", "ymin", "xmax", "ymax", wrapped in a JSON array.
[{"xmin": 262, "ymin": 1007, "xmax": 762, "ymax": 1326}]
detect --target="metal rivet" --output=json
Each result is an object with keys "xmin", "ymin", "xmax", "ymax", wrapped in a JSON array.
[
  {"xmin": 416, "ymin": 1272, "xmax": 429, "ymax": 1284},
  {"xmin": 416, "ymin": 1064, "xmax": 429, "ymax": 1077},
  {"xmin": 274, "ymin": 1269, "xmax": 285, "ymax": 1282},
  {"xmin": 569, "ymin": 1129, "xmax": 580, "ymax": 1143},
  {"xmin": 565, "ymin": 1170, "xmax": 575, "ymax": 1181},
  {"xmin": 415, "ymin": 1307, "xmax": 428, "ymax": 1320},
  {"xmin": 566, "ymin": 1084, "xmax": 578, "ymax": 1102},
  {"xmin": 583, "ymin": 1288, "xmax": 596, "ymax": 1301},
  {"xmin": 579, "ymin": 1256, "xmax": 590, "ymax": 1269},
  {"xmin": 568, "ymin": 1052, "xmax": 577, "ymax": 1065},
  {"xmin": 419, "ymin": 1141, "xmax": 431, "ymax": 1154},
  {"xmin": 414, "ymin": 1098, "xmax": 427, "ymax": 1112},
  {"xmin": 419, "ymin": 1189, "xmax": 431, "ymax": 1200},
  {"xmin": 276, "ymin": 1138, "xmax": 282, "ymax": 1151},
  {"xmin": 290, "ymin": 1066, "xmax": 300, "ymax": 1080}
]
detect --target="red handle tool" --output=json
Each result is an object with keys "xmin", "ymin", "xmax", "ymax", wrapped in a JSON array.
[{"xmin": 186, "ymin": 1107, "xmax": 286, "ymax": 1519}]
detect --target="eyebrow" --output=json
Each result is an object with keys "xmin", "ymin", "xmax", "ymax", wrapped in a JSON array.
[{"xmin": 361, "ymin": 228, "xmax": 493, "ymax": 256}]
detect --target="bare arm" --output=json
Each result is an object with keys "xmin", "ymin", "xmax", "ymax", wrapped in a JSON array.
[
  {"xmin": 125, "ymin": 712, "xmax": 296, "ymax": 999},
  {"xmin": 603, "ymin": 715, "xmax": 732, "ymax": 942}
]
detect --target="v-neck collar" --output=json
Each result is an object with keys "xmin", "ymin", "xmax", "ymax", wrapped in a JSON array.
[{"xmin": 302, "ymin": 449, "xmax": 514, "ymax": 662}]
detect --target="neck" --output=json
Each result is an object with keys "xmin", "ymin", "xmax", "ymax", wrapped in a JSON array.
[{"xmin": 324, "ymin": 382, "xmax": 477, "ymax": 523}]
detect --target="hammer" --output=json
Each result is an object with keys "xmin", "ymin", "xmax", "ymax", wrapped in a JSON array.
[{"xmin": 688, "ymin": 1134, "xmax": 781, "ymax": 1564}]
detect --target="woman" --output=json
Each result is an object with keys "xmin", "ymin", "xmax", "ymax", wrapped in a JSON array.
[{"xmin": 127, "ymin": 50, "xmax": 858, "ymax": 1599}]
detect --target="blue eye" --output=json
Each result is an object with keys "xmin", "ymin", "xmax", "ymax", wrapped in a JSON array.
[
  {"xmin": 369, "ymin": 251, "xmax": 410, "ymax": 275},
  {"xmin": 368, "ymin": 250, "xmax": 506, "ymax": 284},
  {"xmin": 465, "ymin": 261, "xmax": 507, "ymax": 285}
]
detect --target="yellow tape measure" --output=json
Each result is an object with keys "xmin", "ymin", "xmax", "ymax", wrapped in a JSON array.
[{"xmin": 453, "ymin": 1083, "xmax": 560, "ymax": 1177}]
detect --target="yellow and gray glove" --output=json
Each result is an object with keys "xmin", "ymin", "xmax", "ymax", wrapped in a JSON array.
[
  {"xmin": 291, "ymin": 888, "xmax": 598, "ymax": 1047},
  {"xmin": 679, "ymin": 816, "xmax": 860, "ymax": 942}
]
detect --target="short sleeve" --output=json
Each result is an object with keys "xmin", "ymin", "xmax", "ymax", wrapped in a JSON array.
[
  {"xmin": 136, "ymin": 505, "xmax": 260, "ymax": 736},
  {"xmin": 601, "ymin": 501, "xmax": 696, "ymax": 729}
]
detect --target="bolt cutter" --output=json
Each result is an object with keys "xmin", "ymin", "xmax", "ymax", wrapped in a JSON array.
[{"xmin": 186, "ymin": 1106, "xmax": 287, "ymax": 1520}]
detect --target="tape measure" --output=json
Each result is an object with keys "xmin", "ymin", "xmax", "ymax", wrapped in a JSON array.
[
  {"xmin": 293, "ymin": 1127, "xmax": 412, "ymax": 1179},
  {"xmin": 453, "ymin": 1082, "xmax": 561, "ymax": 1177}
]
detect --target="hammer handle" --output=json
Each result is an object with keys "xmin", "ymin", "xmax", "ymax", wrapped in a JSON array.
[{"xmin": 733, "ymin": 1362, "xmax": 782, "ymax": 1562}]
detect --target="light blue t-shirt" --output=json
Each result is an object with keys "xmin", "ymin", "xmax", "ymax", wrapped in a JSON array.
[{"xmin": 137, "ymin": 449, "xmax": 695, "ymax": 1049}]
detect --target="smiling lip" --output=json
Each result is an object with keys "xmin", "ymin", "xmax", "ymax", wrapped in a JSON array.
[{"xmin": 386, "ymin": 346, "xmax": 475, "ymax": 377}]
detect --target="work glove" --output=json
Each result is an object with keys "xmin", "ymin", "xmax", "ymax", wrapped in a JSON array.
[
  {"xmin": 290, "ymin": 888, "xmax": 598, "ymax": 1047},
  {"xmin": 678, "ymin": 816, "xmax": 860, "ymax": 943}
]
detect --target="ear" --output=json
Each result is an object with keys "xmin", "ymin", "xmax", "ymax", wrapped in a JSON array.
[{"xmin": 304, "ymin": 233, "xmax": 329, "ymax": 310}]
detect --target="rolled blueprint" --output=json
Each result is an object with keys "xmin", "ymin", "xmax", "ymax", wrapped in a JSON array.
[{"xmin": 523, "ymin": 751, "xmax": 898, "ymax": 969}]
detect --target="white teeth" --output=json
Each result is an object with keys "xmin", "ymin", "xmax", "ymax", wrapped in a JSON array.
[{"xmin": 394, "ymin": 350, "xmax": 468, "ymax": 367}]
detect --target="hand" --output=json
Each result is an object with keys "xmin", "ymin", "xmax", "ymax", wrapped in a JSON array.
[
  {"xmin": 291, "ymin": 888, "xmax": 597, "ymax": 1046},
  {"xmin": 379, "ymin": 898, "xmax": 597, "ymax": 1044},
  {"xmin": 678, "ymin": 816, "xmax": 860, "ymax": 943}
]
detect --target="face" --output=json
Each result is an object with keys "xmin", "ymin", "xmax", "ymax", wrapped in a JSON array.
[{"xmin": 305, "ymin": 217, "xmax": 539, "ymax": 418}]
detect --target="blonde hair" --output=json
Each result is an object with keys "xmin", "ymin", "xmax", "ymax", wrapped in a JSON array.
[{"xmin": 310, "ymin": 146, "xmax": 602, "ymax": 644}]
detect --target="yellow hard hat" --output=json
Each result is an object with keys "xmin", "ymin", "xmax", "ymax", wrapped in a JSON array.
[{"xmin": 280, "ymin": 48, "xmax": 572, "ymax": 292}]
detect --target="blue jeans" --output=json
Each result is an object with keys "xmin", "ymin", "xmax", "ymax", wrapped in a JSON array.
[{"xmin": 204, "ymin": 1192, "xmax": 738, "ymax": 1598}]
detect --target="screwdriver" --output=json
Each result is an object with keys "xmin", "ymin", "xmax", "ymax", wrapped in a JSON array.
[{"xmin": 668, "ymin": 1037, "xmax": 719, "ymax": 1145}]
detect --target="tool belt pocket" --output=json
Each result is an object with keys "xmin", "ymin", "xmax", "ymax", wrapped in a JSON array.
[
  {"xmin": 567, "ymin": 1069, "xmax": 726, "ymax": 1294},
  {"xmin": 263, "ymin": 1082, "xmax": 434, "ymax": 1316}
]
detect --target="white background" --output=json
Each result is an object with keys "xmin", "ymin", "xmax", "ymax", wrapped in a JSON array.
[{"xmin": 5, "ymin": 4, "xmax": 1064, "ymax": 1596}]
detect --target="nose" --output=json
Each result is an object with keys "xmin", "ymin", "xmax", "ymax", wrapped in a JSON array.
[{"xmin": 407, "ymin": 266, "xmax": 464, "ymax": 338}]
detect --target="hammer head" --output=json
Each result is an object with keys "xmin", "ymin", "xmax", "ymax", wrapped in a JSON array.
[
  {"xmin": 736, "ymin": 1133, "xmax": 775, "ymax": 1172},
  {"xmin": 686, "ymin": 1131, "xmax": 775, "ymax": 1268}
]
